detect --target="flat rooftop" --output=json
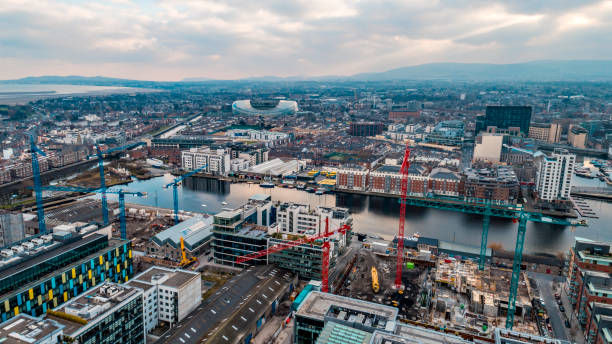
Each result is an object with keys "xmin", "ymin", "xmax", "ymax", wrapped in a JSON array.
[
  {"xmin": 0, "ymin": 234, "xmax": 104, "ymax": 282},
  {"xmin": 0, "ymin": 314, "xmax": 64, "ymax": 344},
  {"xmin": 50, "ymin": 283, "xmax": 142, "ymax": 336},
  {"xmin": 394, "ymin": 324, "xmax": 472, "ymax": 344},
  {"xmin": 296, "ymin": 291, "xmax": 398, "ymax": 327},
  {"xmin": 204, "ymin": 266, "xmax": 295, "ymax": 343},
  {"xmin": 130, "ymin": 266, "xmax": 199, "ymax": 289},
  {"xmin": 0, "ymin": 236, "xmax": 128, "ymax": 300}
]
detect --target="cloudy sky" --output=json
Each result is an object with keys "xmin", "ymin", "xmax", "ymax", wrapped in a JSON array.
[{"xmin": 1, "ymin": 0, "xmax": 611, "ymax": 80}]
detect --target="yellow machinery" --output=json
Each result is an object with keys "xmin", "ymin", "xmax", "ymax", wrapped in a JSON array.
[
  {"xmin": 371, "ymin": 266, "xmax": 380, "ymax": 293},
  {"xmin": 179, "ymin": 237, "xmax": 197, "ymax": 268}
]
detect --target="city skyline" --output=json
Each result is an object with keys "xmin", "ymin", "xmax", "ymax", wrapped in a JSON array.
[{"xmin": 1, "ymin": 0, "xmax": 611, "ymax": 80}]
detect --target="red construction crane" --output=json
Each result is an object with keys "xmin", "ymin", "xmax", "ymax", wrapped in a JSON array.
[
  {"xmin": 395, "ymin": 143, "xmax": 411, "ymax": 289},
  {"xmin": 236, "ymin": 218, "xmax": 351, "ymax": 293}
]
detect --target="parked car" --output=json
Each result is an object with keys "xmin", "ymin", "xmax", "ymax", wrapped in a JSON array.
[
  {"xmin": 559, "ymin": 305, "xmax": 565, "ymax": 312},
  {"xmin": 565, "ymin": 319, "xmax": 571, "ymax": 328},
  {"xmin": 554, "ymin": 293, "xmax": 560, "ymax": 299},
  {"xmin": 557, "ymin": 299, "xmax": 562, "ymax": 305}
]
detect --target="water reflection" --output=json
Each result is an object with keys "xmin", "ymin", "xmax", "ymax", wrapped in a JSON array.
[{"xmin": 111, "ymin": 174, "xmax": 611, "ymax": 255}]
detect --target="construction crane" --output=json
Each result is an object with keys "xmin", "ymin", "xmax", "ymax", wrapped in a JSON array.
[
  {"xmin": 237, "ymin": 219, "xmax": 351, "ymax": 293},
  {"xmin": 179, "ymin": 236, "xmax": 198, "ymax": 268},
  {"xmin": 164, "ymin": 165, "xmax": 207, "ymax": 225},
  {"xmin": 38, "ymin": 185, "xmax": 145, "ymax": 239},
  {"xmin": 395, "ymin": 146, "xmax": 587, "ymax": 329},
  {"xmin": 29, "ymin": 134, "xmax": 48, "ymax": 235},
  {"xmin": 395, "ymin": 142, "xmax": 411, "ymax": 289},
  {"xmin": 90, "ymin": 142, "xmax": 146, "ymax": 226}
]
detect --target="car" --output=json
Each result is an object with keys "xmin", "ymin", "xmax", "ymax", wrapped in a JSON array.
[
  {"xmin": 557, "ymin": 299, "xmax": 562, "ymax": 305},
  {"xmin": 554, "ymin": 293, "xmax": 561, "ymax": 299},
  {"xmin": 565, "ymin": 319, "xmax": 571, "ymax": 328},
  {"xmin": 559, "ymin": 305, "xmax": 565, "ymax": 312}
]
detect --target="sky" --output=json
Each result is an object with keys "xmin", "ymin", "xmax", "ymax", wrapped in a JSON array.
[{"xmin": 1, "ymin": 0, "xmax": 611, "ymax": 81}]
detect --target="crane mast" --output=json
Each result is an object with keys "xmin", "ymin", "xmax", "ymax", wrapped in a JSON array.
[{"xmin": 395, "ymin": 143, "xmax": 411, "ymax": 289}]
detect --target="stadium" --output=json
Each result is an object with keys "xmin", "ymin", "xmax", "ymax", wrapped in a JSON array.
[{"xmin": 232, "ymin": 99, "xmax": 298, "ymax": 116}]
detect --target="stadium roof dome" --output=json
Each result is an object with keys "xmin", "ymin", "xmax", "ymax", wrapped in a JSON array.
[{"xmin": 232, "ymin": 99, "xmax": 298, "ymax": 116}]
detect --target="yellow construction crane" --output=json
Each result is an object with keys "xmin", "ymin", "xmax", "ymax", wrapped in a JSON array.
[
  {"xmin": 371, "ymin": 266, "xmax": 380, "ymax": 293},
  {"xmin": 179, "ymin": 237, "xmax": 197, "ymax": 268}
]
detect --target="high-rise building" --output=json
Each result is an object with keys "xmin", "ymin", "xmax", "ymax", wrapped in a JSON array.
[
  {"xmin": 536, "ymin": 148, "xmax": 575, "ymax": 201},
  {"xmin": 528, "ymin": 122, "xmax": 562, "ymax": 143},
  {"xmin": 0, "ymin": 211, "xmax": 25, "ymax": 248},
  {"xmin": 48, "ymin": 282, "xmax": 144, "ymax": 344},
  {"xmin": 476, "ymin": 106, "xmax": 532, "ymax": 135}
]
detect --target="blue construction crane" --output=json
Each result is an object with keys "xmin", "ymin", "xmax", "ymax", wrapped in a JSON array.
[
  {"xmin": 90, "ymin": 142, "xmax": 146, "ymax": 226},
  {"xmin": 39, "ymin": 185, "xmax": 145, "ymax": 240},
  {"xmin": 399, "ymin": 194, "xmax": 587, "ymax": 329},
  {"xmin": 29, "ymin": 134, "xmax": 47, "ymax": 235},
  {"xmin": 165, "ymin": 165, "xmax": 207, "ymax": 225}
]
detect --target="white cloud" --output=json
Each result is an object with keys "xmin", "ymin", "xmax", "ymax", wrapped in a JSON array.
[{"xmin": 0, "ymin": 0, "xmax": 610, "ymax": 80}]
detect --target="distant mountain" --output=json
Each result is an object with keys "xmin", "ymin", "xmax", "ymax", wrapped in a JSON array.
[
  {"xmin": 3, "ymin": 60, "xmax": 612, "ymax": 85},
  {"xmin": 349, "ymin": 60, "xmax": 612, "ymax": 81}
]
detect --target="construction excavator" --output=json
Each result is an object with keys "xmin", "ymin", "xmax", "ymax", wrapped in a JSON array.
[{"xmin": 179, "ymin": 237, "xmax": 198, "ymax": 269}]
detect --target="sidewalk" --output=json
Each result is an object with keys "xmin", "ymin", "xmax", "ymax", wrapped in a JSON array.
[{"xmin": 560, "ymin": 281, "xmax": 586, "ymax": 344}]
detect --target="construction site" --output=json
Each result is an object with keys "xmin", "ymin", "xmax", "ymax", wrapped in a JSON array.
[{"xmin": 335, "ymin": 246, "xmax": 543, "ymax": 338}]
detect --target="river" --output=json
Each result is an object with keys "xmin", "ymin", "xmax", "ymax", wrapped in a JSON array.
[{"xmin": 99, "ymin": 172, "xmax": 611, "ymax": 256}]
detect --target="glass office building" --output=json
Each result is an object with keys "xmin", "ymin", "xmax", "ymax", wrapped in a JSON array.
[
  {"xmin": 0, "ymin": 234, "xmax": 133, "ymax": 323},
  {"xmin": 476, "ymin": 106, "xmax": 532, "ymax": 135}
]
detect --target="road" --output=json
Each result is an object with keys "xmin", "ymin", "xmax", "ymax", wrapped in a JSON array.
[
  {"xmin": 536, "ymin": 279, "xmax": 567, "ymax": 341},
  {"xmin": 159, "ymin": 268, "xmax": 264, "ymax": 344}
]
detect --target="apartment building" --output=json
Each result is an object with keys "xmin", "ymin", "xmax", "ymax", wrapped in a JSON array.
[
  {"xmin": 275, "ymin": 203, "xmax": 351, "ymax": 243},
  {"xmin": 566, "ymin": 238, "xmax": 612, "ymax": 343},
  {"xmin": 181, "ymin": 147, "xmax": 231, "ymax": 175},
  {"xmin": 536, "ymin": 149, "xmax": 575, "ymax": 201},
  {"xmin": 336, "ymin": 168, "xmax": 369, "ymax": 191}
]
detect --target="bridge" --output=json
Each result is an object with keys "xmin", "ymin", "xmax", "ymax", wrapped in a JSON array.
[{"xmin": 571, "ymin": 186, "xmax": 612, "ymax": 200}]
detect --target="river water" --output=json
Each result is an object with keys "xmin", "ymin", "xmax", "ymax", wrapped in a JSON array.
[{"xmin": 101, "ymin": 172, "xmax": 611, "ymax": 256}]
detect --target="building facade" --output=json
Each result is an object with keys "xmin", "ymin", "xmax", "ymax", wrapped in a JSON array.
[
  {"xmin": 529, "ymin": 122, "xmax": 562, "ymax": 143},
  {"xmin": 536, "ymin": 149, "xmax": 575, "ymax": 201},
  {"xmin": 336, "ymin": 168, "xmax": 369, "ymax": 192},
  {"xmin": 477, "ymin": 106, "xmax": 532, "ymax": 135},
  {"xmin": 127, "ymin": 266, "xmax": 201, "ymax": 331},
  {"xmin": 0, "ymin": 234, "xmax": 133, "ymax": 324},
  {"xmin": 568, "ymin": 125, "xmax": 588, "ymax": 149},
  {"xmin": 566, "ymin": 238, "xmax": 612, "ymax": 344},
  {"xmin": 211, "ymin": 195, "xmax": 274, "ymax": 268},
  {"xmin": 51, "ymin": 283, "xmax": 144, "ymax": 344},
  {"xmin": 464, "ymin": 166, "xmax": 519, "ymax": 205},
  {"xmin": 0, "ymin": 212, "xmax": 25, "ymax": 248},
  {"xmin": 473, "ymin": 133, "xmax": 505, "ymax": 163},
  {"xmin": 348, "ymin": 122, "xmax": 385, "ymax": 137},
  {"xmin": 181, "ymin": 147, "xmax": 231, "ymax": 175}
]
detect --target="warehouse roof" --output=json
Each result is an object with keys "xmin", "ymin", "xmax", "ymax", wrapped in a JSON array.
[{"xmin": 151, "ymin": 215, "xmax": 213, "ymax": 250}]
